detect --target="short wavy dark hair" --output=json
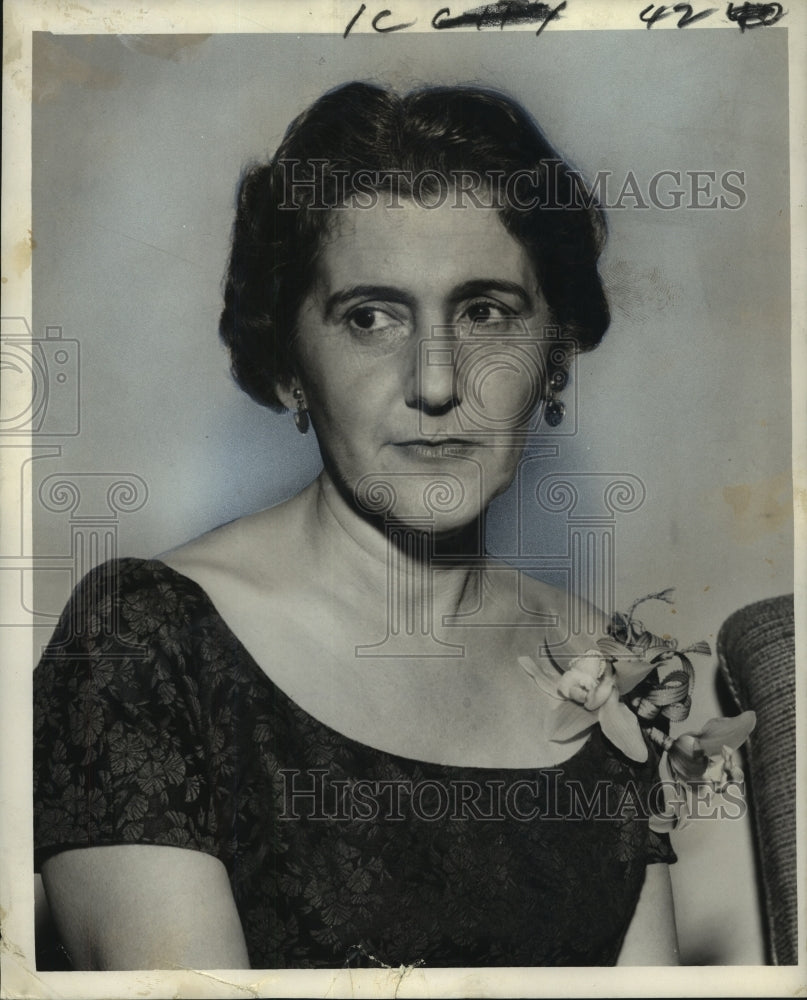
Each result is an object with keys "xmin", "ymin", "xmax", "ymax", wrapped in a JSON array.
[{"xmin": 220, "ymin": 81, "xmax": 610, "ymax": 411}]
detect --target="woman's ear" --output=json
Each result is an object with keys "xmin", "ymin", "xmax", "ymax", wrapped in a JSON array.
[
  {"xmin": 275, "ymin": 379, "xmax": 298, "ymax": 411},
  {"xmin": 277, "ymin": 379, "xmax": 311, "ymax": 434}
]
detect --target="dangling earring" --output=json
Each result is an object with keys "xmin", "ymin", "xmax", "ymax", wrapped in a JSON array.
[
  {"xmin": 293, "ymin": 387, "xmax": 309, "ymax": 434},
  {"xmin": 544, "ymin": 368, "xmax": 566, "ymax": 427},
  {"xmin": 544, "ymin": 397, "xmax": 565, "ymax": 427}
]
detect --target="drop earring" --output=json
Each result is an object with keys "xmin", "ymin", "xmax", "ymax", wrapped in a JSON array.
[
  {"xmin": 544, "ymin": 397, "xmax": 565, "ymax": 427},
  {"xmin": 544, "ymin": 369, "xmax": 567, "ymax": 427},
  {"xmin": 293, "ymin": 387, "xmax": 309, "ymax": 434}
]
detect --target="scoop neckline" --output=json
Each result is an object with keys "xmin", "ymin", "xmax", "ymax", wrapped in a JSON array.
[{"xmin": 126, "ymin": 556, "xmax": 597, "ymax": 775}]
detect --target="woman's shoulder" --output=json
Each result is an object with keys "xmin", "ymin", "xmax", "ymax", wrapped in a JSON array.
[
  {"xmin": 486, "ymin": 557, "xmax": 611, "ymax": 657},
  {"xmin": 39, "ymin": 557, "xmax": 213, "ymax": 670},
  {"xmin": 57, "ymin": 556, "xmax": 198, "ymax": 622},
  {"xmin": 155, "ymin": 496, "xmax": 321, "ymax": 670},
  {"xmin": 160, "ymin": 486, "xmax": 313, "ymax": 592},
  {"xmin": 35, "ymin": 554, "xmax": 254, "ymax": 736}
]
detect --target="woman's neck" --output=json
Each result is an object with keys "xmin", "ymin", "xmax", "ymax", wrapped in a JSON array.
[{"xmin": 309, "ymin": 472, "xmax": 487, "ymax": 623}]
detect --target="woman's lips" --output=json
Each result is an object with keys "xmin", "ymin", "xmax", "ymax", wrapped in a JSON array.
[{"xmin": 394, "ymin": 438, "xmax": 479, "ymax": 458}]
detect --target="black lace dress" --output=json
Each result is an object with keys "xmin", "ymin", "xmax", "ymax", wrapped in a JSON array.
[{"xmin": 33, "ymin": 559, "xmax": 675, "ymax": 968}]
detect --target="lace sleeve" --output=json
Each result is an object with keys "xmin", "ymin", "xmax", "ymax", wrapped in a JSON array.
[
  {"xmin": 33, "ymin": 559, "xmax": 217, "ymax": 869},
  {"xmin": 646, "ymin": 828, "xmax": 677, "ymax": 865}
]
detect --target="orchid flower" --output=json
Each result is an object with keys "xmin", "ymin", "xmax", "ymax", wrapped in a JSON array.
[
  {"xmin": 663, "ymin": 711, "xmax": 757, "ymax": 781},
  {"xmin": 519, "ymin": 644, "xmax": 657, "ymax": 762},
  {"xmin": 648, "ymin": 711, "xmax": 756, "ymax": 832},
  {"xmin": 518, "ymin": 589, "xmax": 751, "ymax": 837}
]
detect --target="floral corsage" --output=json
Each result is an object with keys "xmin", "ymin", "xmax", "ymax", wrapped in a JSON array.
[{"xmin": 518, "ymin": 589, "xmax": 756, "ymax": 832}]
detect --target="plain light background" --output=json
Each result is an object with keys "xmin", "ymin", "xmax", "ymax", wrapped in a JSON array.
[{"xmin": 30, "ymin": 29, "xmax": 792, "ymax": 965}]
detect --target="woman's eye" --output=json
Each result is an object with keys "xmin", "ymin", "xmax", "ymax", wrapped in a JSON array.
[
  {"xmin": 346, "ymin": 306, "xmax": 405, "ymax": 337},
  {"xmin": 350, "ymin": 307, "xmax": 380, "ymax": 330},
  {"xmin": 462, "ymin": 300, "xmax": 514, "ymax": 328}
]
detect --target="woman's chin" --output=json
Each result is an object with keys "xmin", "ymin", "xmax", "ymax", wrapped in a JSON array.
[{"xmin": 350, "ymin": 471, "xmax": 485, "ymax": 534}]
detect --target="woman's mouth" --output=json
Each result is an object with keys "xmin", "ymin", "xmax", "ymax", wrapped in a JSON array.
[{"xmin": 395, "ymin": 438, "xmax": 479, "ymax": 459}]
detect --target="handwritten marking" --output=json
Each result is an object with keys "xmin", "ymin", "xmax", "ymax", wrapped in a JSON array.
[
  {"xmin": 725, "ymin": 2, "xmax": 785, "ymax": 30},
  {"xmin": 432, "ymin": 1, "xmax": 566, "ymax": 35},
  {"xmin": 372, "ymin": 8, "xmax": 418, "ymax": 31},
  {"xmin": 343, "ymin": 2, "xmax": 366, "ymax": 36},
  {"xmin": 344, "ymin": 0, "xmax": 786, "ymax": 36},
  {"xmin": 639, "ymin": 4, "xmax": 718, "ymax": 28},
  {"xmin": 344, "ymin": 0, "xmax": 565, "ymax": 37},
  {"xmin": 639, "ymin": 1, "xmax": 784, "ymax": 27}
]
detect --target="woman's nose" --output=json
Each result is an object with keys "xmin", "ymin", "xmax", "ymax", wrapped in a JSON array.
[{"xmin": 405, "ymin": 323, "xmax": 462, "ymax": 415}]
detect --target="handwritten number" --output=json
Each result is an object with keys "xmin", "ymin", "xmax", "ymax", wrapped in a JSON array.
[
  {"xmin": 639, "ymin": 4, "xmax": 671, "ymax": 27},
  {"xmin": 642, "ymin": 0, "xmax": 784, "ymax": 27},
  {"xmin": 673, "ymin": 3, "xmax": 718, "ymax": 27},
  {"xmin": 726, "ymin": 2, "xmax": 785, "ymax": 30},
  {"xmin": 344, "ymin": 3, "xmax": 366, "ymax": 37},
  {"xmin": 344, "ymin": 3, "xmax": 415, "ymax": 35},
  {"xmin": 346, "ymin": 2, "xmax": 786, "ymax": 37},
  {"xmin": 347, "ymin": 1, "xmax": 774, "ymax": 38}
]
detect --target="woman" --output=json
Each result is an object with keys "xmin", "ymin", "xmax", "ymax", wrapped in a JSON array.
[{"xmin": 33, "ymin": 82, "xmax": 678, "ymax": 969}]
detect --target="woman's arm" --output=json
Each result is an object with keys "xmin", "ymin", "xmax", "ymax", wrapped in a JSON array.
[
  {"xmin": 41, "ymin": 844, "xmax": 250, "ymax": 970},
  {"xmin": 616, "ymin": 863, "xmax": 680, "ymax": 966}
]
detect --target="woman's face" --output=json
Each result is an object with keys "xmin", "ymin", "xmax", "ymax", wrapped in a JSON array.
[{"xmin": 282, "ymin": 196, "xmax": 552, "ymax": 532}]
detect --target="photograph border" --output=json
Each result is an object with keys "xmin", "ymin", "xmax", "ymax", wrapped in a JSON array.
[{"xmin": 2, "ymin": 1, "xmax": 805, "ymax": 997}]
